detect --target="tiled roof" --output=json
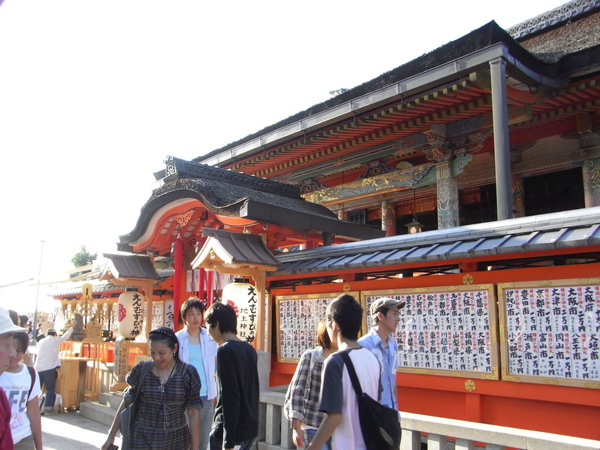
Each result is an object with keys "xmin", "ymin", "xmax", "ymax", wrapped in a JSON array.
[
  {"xmin": 274, "ymin": 208, "xmax": 600, "ymax": 275},
  {"xmin": 50, "ymin": 269, "xmax": 173, "ymax": 297},
  {"xmin": 156, "ymin": 157, "xmax": 338, "ymax": 221},
  {"xmin": 120, "ymin": 158, "xmax": 385, "ymax": 248},
  {"xmin": 507, "ymin": 0, "xmax": 600, "ymax": 39},
  {"xmin": 102, "ymin": 253, "xmax": 161, "ymax": 280},
  {"xmin": 195, "ymin": 5, "xmax": 600, "ymax": 166},
  {"xmin": 195, "ymin": 227, "xmax": 280, "ymax": 270},
  {"xmin": 51, "ymin": 280, "xmax": 132, "ymax": 297}
]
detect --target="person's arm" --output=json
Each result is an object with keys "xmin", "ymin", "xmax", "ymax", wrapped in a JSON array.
[
  {"xmin": 286, "ymin": 350, "xmax": 312, "ymax": 448},
  {"xmin": 288, "ymin": 350, "xmax": 311, "ymax": 419},
  {"xmin": 305, "ymin": 412, "xmax": 341, "ymax": 450},
  {"xmin": 26, "ymin": 396, "xmax": 42, "ymax": 450},
  {"xmin": 187, "ymin": 407, "xmax": 201, "ymax": 450},
  {"xmin": 57, "ymin": 320, "xmax": 77, "ymax": 343},
  {"xmin": 308, "ymin": 353, "xmax": 343, "ymax": 450},
  {"xmin": 393, "ymin": 340, "xmax": 400, "ymax": 410},
  {"xmin": 101, "ymin": 397, "xmax": 129, "ymax": 450},
  {"xmin": 291, "ymin": 418, "xmax": 305, "ymax": 448},
  {"xmin": 218, "ymin": 347, "xmax": 241, "ymax": 450},
  {"xmin": 102, "ymin": 362, "xmax": 141, "ymax": 449}
]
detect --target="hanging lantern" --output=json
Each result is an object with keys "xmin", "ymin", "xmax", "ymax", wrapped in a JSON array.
[
  {"xmin": 222, "ymin": 278, "xmax": 257, "ymax": 344},
  {"xmin": 117, "ymin": 289, "xmax": 145, "ymax": 338},
  {"xmin": 405, "ymin": 188, "xmax": 423, "ymax": 234}
]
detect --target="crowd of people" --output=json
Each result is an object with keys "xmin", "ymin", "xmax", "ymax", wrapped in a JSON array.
[
  {"xmin": 102, "ymin": 299, "xmax": 260, "ymax": 450},
  {"xmin": 0, "ymin": 291, "xmax": 404, "ymax": 450},
  {"xmin": 285, "ymin": 294, "xmax": 404, "ymax": 450}
]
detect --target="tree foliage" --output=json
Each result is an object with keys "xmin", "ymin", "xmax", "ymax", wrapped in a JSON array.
[{"xmin": 70, "ymin": 245, "xmax": 97, "ymax": 278}]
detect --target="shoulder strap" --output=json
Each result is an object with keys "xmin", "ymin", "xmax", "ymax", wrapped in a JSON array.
[
  {"xmin": 134, "ymin": 361, "xmax": 152, "ymax": 402},
  {"xmin": 339, "ymin": 351, "xmax": 363, "ymax": 398},
  {"xmin": 27, "ymin": 366, "xmax": 36, "ymax": 398}
]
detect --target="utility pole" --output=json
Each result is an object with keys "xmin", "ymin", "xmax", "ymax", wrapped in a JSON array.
[{"xmin": 32, "ymin": 240, "xmax": 45, "ymax": 347}]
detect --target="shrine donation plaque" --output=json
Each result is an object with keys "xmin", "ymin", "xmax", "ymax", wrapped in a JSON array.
[
  {"xmin": 499, "ymin": 280, "xmax": 600, "ymax": 388},
  {"xmin": 362, "ymin": 285, "xmax": 499, "ymax": 379},
  {"xmin": 276, "ymin": 292, "xmax": 359, "ymax": 363}
]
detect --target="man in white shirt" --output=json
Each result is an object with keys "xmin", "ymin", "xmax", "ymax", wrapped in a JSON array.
[
  {"xmin": 176, "ymin": 298, "xmax": 219, "ymax": 450},
  {"xmin": 34, "ymin": 319, "xmax": 76, "ymax": 413}
]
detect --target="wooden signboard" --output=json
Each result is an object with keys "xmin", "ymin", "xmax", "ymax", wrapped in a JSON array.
[
  {"xmin": 276, "ymin": 292, "xmax": 359, "ymax": 363},
  {"xmin": 164, "ymin": 299, "xmax": 175, "ymax": 329},
  {"xmin": 498, "ymin": 279, "xmax": 600, "ymax": 388},
  {"xmin": 152, "ymin": 301, "xmax": 164, "ymax": 330},
  {"xmin": 362, "ymin": 286, "xmax": 499, "ymax": 379}
]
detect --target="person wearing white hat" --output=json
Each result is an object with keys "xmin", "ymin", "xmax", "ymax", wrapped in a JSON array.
[
  {"xmin": 34, "ymin": 319, "xmax": 76, "ymax": 414},
  {"xmin": 0, "ymin": 307, "xmax": 28, "ymax": 449},
  {"xmin": 358, "ymin": 297, "xmax": 406, "ymax": 413}
]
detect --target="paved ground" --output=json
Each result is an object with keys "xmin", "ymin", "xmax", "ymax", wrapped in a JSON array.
[{"xmin": 41, "ymin": 411, "xmax": 122, "ymax": 450}]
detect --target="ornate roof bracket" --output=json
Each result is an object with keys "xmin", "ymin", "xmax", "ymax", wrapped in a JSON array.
[{"xmin": 303, "ymin": 154, "xmax": 474, "ymax": 205}]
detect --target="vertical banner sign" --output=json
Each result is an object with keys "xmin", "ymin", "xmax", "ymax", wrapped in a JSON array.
[
  {"xmin": 152, "ymin": 301, "xmax": 164, "ymax": 330},
  {"xmin": 115, "ymin": 339, "xmax": 130, "ymax": 384},
  {"xmin": 164, "ymin": 300, "xmax": 175, "ymax": 330}
]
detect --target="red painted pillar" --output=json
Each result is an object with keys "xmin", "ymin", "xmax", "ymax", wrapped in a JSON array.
[
  {"xmin": 199, "ymin": 268, "xmax": 205, "ymax": 301},
  {"xmin": 382, "ymin": 200, "xmax": 397, "ymax": 237},
  {"xmin": 196, "ymin": 237, "xmax": 207, "ymax": 304},
  {"xmin": 172, "ymin": 232, "xmax": 184, "ymax": 329},
  {"xmin": 207, "ymin": 270, "xmax": 214, "ymax": 307}
]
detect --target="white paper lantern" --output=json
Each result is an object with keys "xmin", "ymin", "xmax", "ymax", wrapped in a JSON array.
[
  {"xmin": 118, "ymin": 290, "xmax": 145, "ymax": 338},
  {"xmin": 221, "ymin": 278, "xmax": 257, "ymax": 344}
]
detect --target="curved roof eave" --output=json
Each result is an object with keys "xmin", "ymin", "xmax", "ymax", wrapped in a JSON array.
[{"xmin": 119, "ymin": 172, "xmax": 384, "ymax": 250}]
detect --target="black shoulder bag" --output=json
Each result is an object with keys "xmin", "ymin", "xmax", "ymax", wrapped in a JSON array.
[{"xmin": 339, "ymin": 351, "xmax": 401, "ymax": 450}]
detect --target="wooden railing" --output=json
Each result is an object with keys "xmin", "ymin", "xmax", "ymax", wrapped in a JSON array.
[{"xmin": 258, "ymin": 386, "xmax": 600, "ymax": 450}]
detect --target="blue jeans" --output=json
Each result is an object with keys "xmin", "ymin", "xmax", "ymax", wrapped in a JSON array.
[
  {"xmin": 199, "ymin": 396, "xmax": 215, "ymax": 450},
  {"xmin": 38, "ymin": 369, "xmax": 57, "ymax": 408},
  {"xmin": 304, "ymin": 428, "xmax": 332, "ymax": 450}
]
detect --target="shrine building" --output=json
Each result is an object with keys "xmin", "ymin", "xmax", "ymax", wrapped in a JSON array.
[{"xmin": 55, "ymin": 0, "xmax": 600, "ymax": 442}]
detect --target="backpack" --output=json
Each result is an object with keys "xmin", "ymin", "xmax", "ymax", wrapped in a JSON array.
[
  {"xmin": 339, "ymin": 351, "xmax": 401, "ymax": 450},
  {"xmin": 27, "ymin": 366, "xmax": 36, "ymax": 398}
]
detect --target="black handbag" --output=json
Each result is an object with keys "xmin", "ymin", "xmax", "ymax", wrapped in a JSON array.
[
  {"xmin": 120, "ymin": 361, "xmax": 152, "ymax": 450},
  {"xmin": 340, "ymin": 351, "xmax": 401, "ymax": 450}
]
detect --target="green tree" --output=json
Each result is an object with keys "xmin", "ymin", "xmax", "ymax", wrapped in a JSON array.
[{"xmin": 70, "ymin": 245, "xmax": 97, "ymax": 278}]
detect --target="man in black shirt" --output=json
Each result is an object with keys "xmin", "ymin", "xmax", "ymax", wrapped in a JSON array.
[{"xmin": 205, "ymin": 302, "xmax": 259, "ymax": 450}]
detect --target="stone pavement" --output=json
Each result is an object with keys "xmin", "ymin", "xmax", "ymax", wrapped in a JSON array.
[{"xmin": 41, "ymin": 410, "xmax": 122, "ymax": 450}]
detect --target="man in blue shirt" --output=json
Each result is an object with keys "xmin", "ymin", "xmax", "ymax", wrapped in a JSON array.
[{"xmin": 358, "ymin": 297, "xmax": 405, "ymax": 413}]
